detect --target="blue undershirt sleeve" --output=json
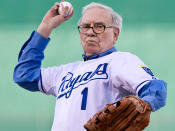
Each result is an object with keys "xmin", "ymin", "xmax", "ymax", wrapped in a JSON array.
[
  {"xmin": 138, "ymin": 80, "xmax": 167, "ymax": 111},
  {"xmin": 13, "ymin": 31, "xmax": 50, "ymax": 92}
]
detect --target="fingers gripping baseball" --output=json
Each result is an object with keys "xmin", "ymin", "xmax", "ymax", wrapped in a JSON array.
[
  {"xmin": 42, "ymin": 2, "xmax": 73, "ymax": 29},
  {"xmin": 37, "ymin": 1, "xmax": 74, "ymax": 38}
]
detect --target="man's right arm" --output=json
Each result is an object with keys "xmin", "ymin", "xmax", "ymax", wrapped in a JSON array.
[
  {"xmin": 13, "ymin": 31, "xmax": 50, "ymax": 92},
  {"xmin": 13, "ymin": 2, "xmax": 74, "ymax": 92}
]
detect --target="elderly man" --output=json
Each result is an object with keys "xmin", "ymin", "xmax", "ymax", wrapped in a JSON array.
[{"xmin": 13, "ymin": 1, "xmax": 167, "ymax": 131}]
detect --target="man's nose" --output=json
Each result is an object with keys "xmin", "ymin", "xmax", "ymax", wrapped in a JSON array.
[{"xmin": 86, "ymin": 27, "xmax": 97, "ymax": 37}]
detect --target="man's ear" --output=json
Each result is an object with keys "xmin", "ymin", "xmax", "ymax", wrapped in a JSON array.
[{"xmin": 113, "ymin": 28, "xmax": 119, "ymax": 44}]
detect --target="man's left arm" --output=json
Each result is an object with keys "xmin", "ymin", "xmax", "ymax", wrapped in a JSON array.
[
  {"xmin": 113, "ymin": 52, "xmax": 167, "ymax": 112},
  {"xmin": 138, "ymin": 79, "xmax": 167, "ymax": 111}
]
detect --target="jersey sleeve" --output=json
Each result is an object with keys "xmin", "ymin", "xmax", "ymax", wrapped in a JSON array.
[
  {"xmin": 110, "ymin": 52, "xmax": 167, "ymax": 111},
  {"xmin": 111, "ymin": 52, "xmax": 154, "ymax": 94},
  {"xmin": 38, "ymin": 66, "xmax": 63, "ymax": 96}
]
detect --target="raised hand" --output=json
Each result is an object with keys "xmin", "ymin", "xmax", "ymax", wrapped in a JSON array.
[{"xmin": 37, "ymin": 1, "xmax": 74, "ymax": 38}]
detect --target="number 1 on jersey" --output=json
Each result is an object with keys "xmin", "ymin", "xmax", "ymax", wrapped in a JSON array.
[{"xmin": 81, "ymin": 87, "xmax": 88, "ymax": 110}]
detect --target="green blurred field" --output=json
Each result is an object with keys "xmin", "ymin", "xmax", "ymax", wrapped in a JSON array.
[{"xmin": 0, "ymin": 23, "xmax": 174, "ymax": 131}]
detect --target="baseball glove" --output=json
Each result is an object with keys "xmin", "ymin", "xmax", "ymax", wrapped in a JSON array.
[{"xmin": 84, "ymin": 96, "xmax": 152, "ymax": 131}]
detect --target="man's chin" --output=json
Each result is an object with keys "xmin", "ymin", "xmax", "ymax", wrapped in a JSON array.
[{"xmin": 85, "ymin": 48, "xmax": 101, "ymax": 57}]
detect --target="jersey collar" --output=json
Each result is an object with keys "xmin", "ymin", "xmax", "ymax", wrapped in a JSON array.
[{"xmin": 82, "ymin": 47, "xmax": 117, "ymax": 61}]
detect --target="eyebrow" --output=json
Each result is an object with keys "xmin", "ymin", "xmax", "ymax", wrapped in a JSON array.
[{"xmin": 94, "ymin": 22, "xmax": 106, "ymax": 25}]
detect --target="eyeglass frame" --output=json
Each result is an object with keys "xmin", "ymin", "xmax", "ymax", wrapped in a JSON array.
[{"xmin": 78, "ymin": 24, "xmax": 116, "ymax": 34}]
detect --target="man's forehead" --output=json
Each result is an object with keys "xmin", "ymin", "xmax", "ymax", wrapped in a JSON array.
[
  {"xmin": 81, "ymin": 21, "xmax": 106, "ymax": 25},
  {"xmin": 81, "ymin": 7, "xmax": 112, "ymax": 24}
]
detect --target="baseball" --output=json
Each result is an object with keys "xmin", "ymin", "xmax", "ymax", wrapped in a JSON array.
[{"xmin": 58, "ymin": 1, "xmax": 73, "ymax": 17}]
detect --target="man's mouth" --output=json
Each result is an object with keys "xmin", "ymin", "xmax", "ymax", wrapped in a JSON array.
[{"xmin": 86, "ymin": 40, "xmax": 98, "ymax": 44}]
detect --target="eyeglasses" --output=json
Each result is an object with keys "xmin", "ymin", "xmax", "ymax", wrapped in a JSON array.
[{"xmin": 78, "ymin": 23, "xmax": 115, "ymax": 34}]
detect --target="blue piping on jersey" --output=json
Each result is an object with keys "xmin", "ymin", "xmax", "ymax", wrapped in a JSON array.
[
  {"xmin": 40, "ymin": 71, "xmax": 46, "ymax": 93},
  {"xmin": 136, "ymin": 80, "xmax": 150, "ymax": 91},
  {"xmin": 138, "ymin": 80, "xmax": 167, "ymax": 111},
  {"xmin": 82, "ymin": 47, "xmax": 117, "ymax": 61}
]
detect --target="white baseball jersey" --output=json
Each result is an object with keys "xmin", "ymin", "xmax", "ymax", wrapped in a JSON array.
[{"xmin": 38, "ymin": 51, "xmax": 153, "ymax": 131}]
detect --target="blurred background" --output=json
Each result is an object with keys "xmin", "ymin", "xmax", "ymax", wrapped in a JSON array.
[{"xmin": 0, "ymin": 0, "xmax": 174, "ymax": 130}]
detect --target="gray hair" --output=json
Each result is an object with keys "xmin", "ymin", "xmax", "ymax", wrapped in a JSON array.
[{"xmin": 78, "ymin": 2, "xmax": 123, "ymax": 32}]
